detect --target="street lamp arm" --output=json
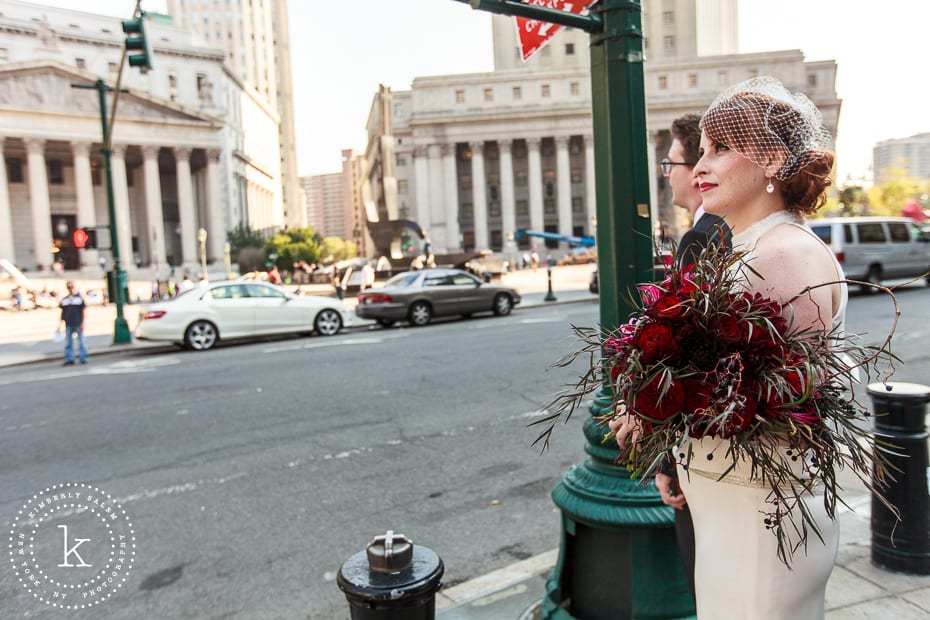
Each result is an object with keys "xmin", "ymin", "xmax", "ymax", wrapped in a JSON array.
[{"xmin": 451, "ymin": 0, "xmax": 602, "ymax": 33}]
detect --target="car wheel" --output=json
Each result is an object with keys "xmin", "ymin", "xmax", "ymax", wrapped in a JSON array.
[
  {"xmin": 376, "ymin": 318, "xmax": 395, "ymax": 328},
  {"xmin": 314, "ymin": 309, "xmax": 343, "ymax": 336},
  {"xmin": 861, "ymin": 265, "xmax": 881, "ymax": 294},
  {"xmin": 185, "ymin": 320, "xmax": 218, "ymax": 351},
  {"xmin": 408, "ymin": 301, "xmax": 432, "ymax": 326},
  {"xmin": 493, "ymin": 293, "xmax": 513, "ymax": 316}
]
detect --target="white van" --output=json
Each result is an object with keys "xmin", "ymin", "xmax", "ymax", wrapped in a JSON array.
[{"xmin": 808, "ymin": 217, "xmax": 930, "ymax": 292}]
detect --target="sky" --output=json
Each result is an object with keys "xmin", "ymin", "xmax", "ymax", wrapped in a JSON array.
[{"xmin": 26, "ymin": 0, "xmax": 930, "ymax": 185}]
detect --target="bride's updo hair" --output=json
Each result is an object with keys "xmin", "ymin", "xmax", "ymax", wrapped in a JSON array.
[{"xmin": 700, "ymin": 76, "xmax": 834, "ymax": 214}]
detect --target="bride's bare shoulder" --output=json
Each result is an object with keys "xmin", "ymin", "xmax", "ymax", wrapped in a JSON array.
[{"xmin": 746, "ymin": 223, "xmax": 835, "ymax": 295}]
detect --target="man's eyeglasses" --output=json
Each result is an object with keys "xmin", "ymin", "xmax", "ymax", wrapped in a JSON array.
[{"xmin": 660, "ymin": 158, "xmax": 692, "ymax": 176}]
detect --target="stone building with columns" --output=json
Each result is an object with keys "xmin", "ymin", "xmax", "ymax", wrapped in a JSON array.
[
  {"xmin": 362, "ymin": 11, "xmax": 840, "ymax": 258},
  {"xmin": 0, "ymin": 1, "xmax": 283, "ymax": 273}
]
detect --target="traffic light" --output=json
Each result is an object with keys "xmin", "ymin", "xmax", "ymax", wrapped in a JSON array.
[
  {"xmin": 122, "ymin": 13, "xmax": 153, "ymax": 71},
  {"xmin": 72, "ymin": 229, "xmax": 97, "ymax": 249}
]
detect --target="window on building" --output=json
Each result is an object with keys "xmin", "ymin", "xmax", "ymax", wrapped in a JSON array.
[
  {"xmin": 571, "ymin": 167, "xmax": 583, "ymax": 184},
  {"xmin": 541, "ymin": 83, "xmax": 551, "ymax": 97},
  {"xmin": 565, "ymin": 42, "xmax": 575, "ymax": 55},
  {"xmin": 489, "ymin": 202, "xmax": 501, "ymax": 217},
  {"xmin": 75, "ymin": 58, "xmax": 86, "ymax": 69},
  {"xmin": 512, "ymin": 85, "xmax": 522, "ymax": 100},
  {"xmin": 460, "ymin": 174, "xmax": 472, "ymax": 190},
  {"xmin": 663, "ymin": 35, "xmax": 675, "ymax": 51},
  {"xmin": 491, "ymin": 230, "xmax": 502, "ymax": 251},
  {"xmin": 455, "ymin": 89, "xmax": 465, "ymax": 103},
  {"xmin": 168, "ymin": 70, "xmax": 179, "ymax": 101},
  {"xmin": 91, "ymin": 161, "xmax": 101, "ymax": 186},
  {"xmin": 47, "ymin": 160, "xmax": 64, "ymax": 185},
  {"xmin": 663, "ymin": 11, "xmax": 674, "ymax": 24},
  {"xmin": 572, "ymin": 197, "xmax": 584, "ymax": 213},
  {"xmin": 6, "ymin": 158, "xmax": 23, "ymax": 183},
  {"xmin": 515, "ymin": 170, "xmax": 528, "ymax": 186},
  {"xmin": 570, "ymin": 81, "xmax": 580, "ymax": 95},
  {"xmin": 484, "ymin": 87, "xmax": 493, "ymax": 102},
  {"xmin": 544, "ymin": 199, "xmax": 556, "ymax": 215},
  {"xmin": 658, "ymin": 75, "xmax": 668, "ymax": 89},
  {"xmin": 516, "ymin": 200, "xmax": 529, "ymax": 216},
  {"xmin": 807, "ymin": 73, "xmax": 818, "ymax": 88},
  {"xmin": 462, "ymin": 203, "xmax": 474, "ymax": 220},
  {"xmin": 688, "ymin": 73, "xmax": 697, "ymax": 87},
  {"xmin": 396, "ymin": 154, "xmax": 407, "ymax": 167},
  {"xmin": 718, "ymin": 70, "xmax": 729, "ymax": 86},
  {"xmin": 397, "ymin": 179, "xmax": 409, "ymax": 194},
  {"xmin": 0, "ymin": 48, "xmax": 8, "ymax": 61}
]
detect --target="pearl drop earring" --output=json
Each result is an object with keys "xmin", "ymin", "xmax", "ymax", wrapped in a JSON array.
[{"xmin": 766, "ymin": 179, "xmax": 774, "ymax": 194}]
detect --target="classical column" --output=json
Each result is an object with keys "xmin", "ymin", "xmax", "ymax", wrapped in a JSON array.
[
  {"xmin": 498, "ymin": 139, "xmax": 516, "ymax": 241},
  {"xmin": 141, "ymin": 145, "xmax": 166, "ymax": 271},
  {"xmin": 584, "ymin": 134, "xmax": 597, "ymax": 236},
  {"xmin": 71, "ymin": 141, "xmax": 97, "ymax": 269},
  {"xmin": 0, "ymin": 138, "xmax": 14, "ymax": 265},
  {"xmin": 441, "ymin": 143, "xmax": 459, "ymax": 252},
  {"xmin": 174, "ymin": 147, "xmax": 197, "ymax": 268},
  {"xmin": 25, "ymin": 138, "xmax": 53, "ymax": 270},
  {"xmin": 527, "ymin": 137, "xmax": 544, "ymax": 233},
  {"xmin": 110, "ymin": 144, "xmax": 134, "ymax": 271},
  {"xmin": 427, "ymin": 144, "xmax": 444, "ymax": 248},
  {"xmin": 469, "ymin": 141, "xmax": 489, "ymax": 250},
  {"xmin": 205, "ymin": 148, "xmax": 225, "ymax": 262},
  {"xmin": 413, "ymin": 145, "xmax": 431, "ymax": 237},
  {"xmin": 555, "ymin": 135, "xmax": 573, "ymax": 239}
]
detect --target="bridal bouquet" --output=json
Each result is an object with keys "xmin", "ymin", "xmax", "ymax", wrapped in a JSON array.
[{"xmin": 537, "ymin": 243, "xmax": 898, "ymax": 563}]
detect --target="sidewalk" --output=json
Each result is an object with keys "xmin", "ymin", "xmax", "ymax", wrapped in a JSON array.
[
  {"xmin": 434, "ymin": 494, "xmax": 930, "ymax": 619},
  {"xmin": 0, "ymin": 265, "xmax": 597, "ymax": 368}
]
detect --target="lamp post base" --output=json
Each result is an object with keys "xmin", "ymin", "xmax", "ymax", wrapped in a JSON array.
[{"xmin": 113, "ymin": 316, "xmax": 132, "ymax": 344}]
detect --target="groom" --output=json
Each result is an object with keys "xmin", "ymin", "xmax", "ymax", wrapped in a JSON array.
[{"xmin": 656, "ymin": 113, "xmax": 731, "ymax": 601}]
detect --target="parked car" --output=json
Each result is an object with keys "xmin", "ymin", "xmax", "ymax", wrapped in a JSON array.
[
  {"xmin": 557, "ymin": 247, "xmax": 597, "ymax": 266},
  {"xmin": 808, "ymin": 217, "xmax": 930, "ymax": 292},
  {"xmin": 135, "ymin": 280, "xmax": 348, "ymax": 351},
  {"xmin": 355, "ymin": 268, "xmax": 521, "ymax": 327}
]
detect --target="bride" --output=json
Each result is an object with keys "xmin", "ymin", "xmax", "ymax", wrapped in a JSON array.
[{"xmin": 611, "ymin": 76, "xmax": 843, "ymax": 619}]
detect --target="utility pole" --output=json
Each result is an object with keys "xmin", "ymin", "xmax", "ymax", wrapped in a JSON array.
[
  {"xmin": 69, "ymin": 4, "xmax": 152, "ymax": 344},
  {"xmin": 453, "ymin": 2, "xmax": 692, "ymax": 618}
]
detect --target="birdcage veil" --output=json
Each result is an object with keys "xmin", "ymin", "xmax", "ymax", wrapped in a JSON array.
[{"xmin": 699, "ymin": 76, "xmax": 832, "ymax": 181}]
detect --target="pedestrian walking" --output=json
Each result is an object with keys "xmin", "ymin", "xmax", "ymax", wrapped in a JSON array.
[{"xmin": 59, "ymin": 281, "xmax": 87, "ymax": 365}]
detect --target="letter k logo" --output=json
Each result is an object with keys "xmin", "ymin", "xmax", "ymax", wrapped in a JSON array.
[{"xmin": 57, "ymin": 525, "xmax": 92, "ymax": 568}]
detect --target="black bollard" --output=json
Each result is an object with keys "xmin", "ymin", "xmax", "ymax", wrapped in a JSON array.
[
  {"xmin": 337, "ymin": 530, "xmax": 444, "ymax": 620},
  {"xmin": 868, "ymin": 381, "xmax": 930, "ymax": 574}
]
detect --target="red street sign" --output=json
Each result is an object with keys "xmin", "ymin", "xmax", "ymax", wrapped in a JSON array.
[
  {"xmin": 515, "ymin": 1, "xmax": 596, "ymax": 62},
  {"xmin": 72, "ymin": 228, "xmax": 89, "ymax": 249}
]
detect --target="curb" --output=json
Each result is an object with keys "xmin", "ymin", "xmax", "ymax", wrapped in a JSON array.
[
  {"xmin": 0, "ymin": 293, "xmax": 597, "ymax": 369},
  {"xmin": 436, "ymin": 549, "xmax": 556, "ymax": 611}
]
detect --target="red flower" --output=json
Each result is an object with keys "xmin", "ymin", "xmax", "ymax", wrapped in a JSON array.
[
  {"xmin": 653, "ymin": 293, "xmax": 690, "ymax": 320},
  {"xmin": 681, "ymin": 377, "xmax": 713, "ymax": 414},
  {"xmin": 634, "ymin": 374, "xmax": 685, "ymax": 421},
  {"xmin": 717, "ymin": 315, "xmax": 745, "ymax": 344},
  {"xmin": 638, "ymin": 283, "xmax": 662, "ymax": 306},
  {"xmin": 635, "ymin": 321, "xmax": 680, "ymax": 364},
  {"xmin": 788, "ymin": 402, "xmax": 821, "ymax": 426}
]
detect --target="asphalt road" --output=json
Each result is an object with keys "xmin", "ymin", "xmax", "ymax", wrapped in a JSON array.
[{"xmin": 0, "ymin": 283, "xmax": 927, "ymax": 619}]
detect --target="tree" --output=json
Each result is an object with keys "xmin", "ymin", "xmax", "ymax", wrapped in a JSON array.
[
  {"xmin": 226, "ymin": 224, "xmax": 266, "ymax": 273},
  {"xmin": 265, "ymin": 227, "xmax": 322, "ymax": 270},
  {"xmin": 319, "ymin": 237, "xmax": 358, "ymax": 263},
  {"xmin": 866, "ymin": 167, "xmax": 930, "ymax": 217}
]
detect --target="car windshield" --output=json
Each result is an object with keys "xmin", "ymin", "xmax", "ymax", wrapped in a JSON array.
[{"xmin": 385, "ymin": 272, "xmax": 421, "ymax": 288}]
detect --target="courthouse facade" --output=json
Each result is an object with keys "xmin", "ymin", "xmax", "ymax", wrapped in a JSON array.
[
  {"xmin": 0, "ymin": 1, "xmax": 283, "ymax": 273},
  {"xmin": 364, "ymin": 11, "xmax": 841, "ymax": 257}
]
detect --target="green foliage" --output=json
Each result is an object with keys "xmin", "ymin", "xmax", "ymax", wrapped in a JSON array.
[
  {"xmin": 264, "ymin": 227, "xmax": 322, "ymax": 270},
  {"xmin": 866, "ymin": 167, "xmax": 930, "ymax": 217},
  {"xmin": 236, "ymin": 247, "xmax": 266, "ymax": 273},
  {"xmin": 319, "ymin": 237, "xmax": 358, "ymax": 263},
  {"xmin": 227, "ymin": 224, "xmax": 265, "ymax": 256}
]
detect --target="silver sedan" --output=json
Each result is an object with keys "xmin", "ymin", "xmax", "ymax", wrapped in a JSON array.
[
  {"xmin": 135, "ymin": 281, "xmax": 348, "ymax": 351},
  {"xmin": 355, "ymin": 269, "xmax": 521, "ymax": 327}
]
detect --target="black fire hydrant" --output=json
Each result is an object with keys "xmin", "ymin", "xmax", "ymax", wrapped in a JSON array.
[
  {"xmin": 337, "ymin": 530, "xmax": 444, "ymax": 619},
  {"xmin": 868, "ymin": 381, "xmax": 930, "ymax": 574}
]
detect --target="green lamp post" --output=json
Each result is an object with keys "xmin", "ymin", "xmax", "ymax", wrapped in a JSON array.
[{"xmin": 454, "ymin": 2, "xmax": 693, "ymax": 618}]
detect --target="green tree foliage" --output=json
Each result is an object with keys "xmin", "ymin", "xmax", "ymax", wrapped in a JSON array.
[
  {"xmin": 265, "ymin": 227, "xmax": 322, "ymax": 270},
  {"xmin": 319, "ymin": 237, "xmax": 358, "ymax": 263},
  {"xmin": 227, "ymin": 224, "xmax": 264, "ymax": 256},
  {"xmin": 866, "ymin": 167, "xmax": 930, "ymax": 217}
]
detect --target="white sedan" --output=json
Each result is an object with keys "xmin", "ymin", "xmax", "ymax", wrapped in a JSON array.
[{"xmin": 135, "ymin": 281, "xmax": 348, "ymax": 351}]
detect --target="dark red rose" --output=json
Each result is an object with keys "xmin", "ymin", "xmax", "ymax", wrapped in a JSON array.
[
  {"xmin": 653, "ymin": 293, "xmax": 690, "ymax": 320},
  {"xmin": 634, "ymin": 374, "xmax": 685, "ymax": 421},
  {"xmin": 784, "ymin": 367, "xmax": 808, "ymax": 396},
  {"xmin": 635, "ymin": 321, "xmax": 680, "ymax": 364},
  {"xmin": 680, "ymin": 377, "xmax": 713, "ymax": 414},
  {"xmin": 717, "ymin": 315, "xmax": 745, "ymax": 344},
  {"xmin": 724, "ymin": 390, "xmax": 758, "ymax": 434}
]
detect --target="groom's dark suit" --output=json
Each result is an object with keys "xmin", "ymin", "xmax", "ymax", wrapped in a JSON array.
[{"xmin": 663, "ymin": 210, "xmax": 730, "ymax": 602}]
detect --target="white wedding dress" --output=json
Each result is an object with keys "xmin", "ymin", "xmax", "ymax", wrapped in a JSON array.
[{"xmin": 676, "ymin": 210, "xmax": 846, "ymax": 620}]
